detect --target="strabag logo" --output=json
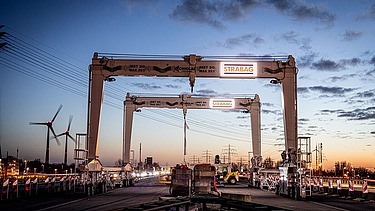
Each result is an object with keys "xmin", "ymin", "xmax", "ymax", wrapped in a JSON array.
[
  {"xmin": 220, "ymin": 62, "xmax": 257, "ymax": 78},
  {"xmin": 209, "ymin": 99, "xmax": 235, "ymax": 109}
]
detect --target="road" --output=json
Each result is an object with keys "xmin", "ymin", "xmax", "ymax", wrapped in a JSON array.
[
  {"xmin": 1, "ymin": 176, "xmax": 374, "ymax": 211},
  {"xmin": 219, "ymin": 182, "xmax": 375, "ymax": 211}
]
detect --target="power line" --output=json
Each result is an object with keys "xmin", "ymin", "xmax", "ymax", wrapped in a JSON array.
[{"xmin": 0, "ymin": 28, "xmax": 284, "ymax": 156}]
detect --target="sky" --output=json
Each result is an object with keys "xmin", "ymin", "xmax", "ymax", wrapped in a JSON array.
[{"xmin": 0, "ymin": 0, "xmax": 374, "ymax": 170}]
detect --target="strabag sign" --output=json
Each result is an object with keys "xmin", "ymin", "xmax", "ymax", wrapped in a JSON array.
[
  {"xmin": 209, "ymin": 99, "xmax": 235, "ymax": 109},
  {"xmin": 220, "ymin": 62, "xmax": 257, "ymax": 78}
]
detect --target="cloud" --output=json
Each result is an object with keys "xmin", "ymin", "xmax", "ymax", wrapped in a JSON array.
[
  {"xmin": 300, "ymin": 86, "xmax": 357, "ymax": 97},
  {"xmin": 357, "ymin": 3, "xmax": 375, "ymax": 20},
  {"xmin": 365, "ymin": 68, "xmax": 375, "ymax": 78},
  {"xmin": 311, "ymin": 59, "xmax": 342, "ymax": 71},
  {"xmin": 261, "ymin": 102, "xmax": 274, "ymax": 107},
  {"xmin": 221, "ymin": 0, "xmax": 260, "ymax": 20},
  {"xmin": 299, "ymin": 38, "xmax": 313, "ymax": 51},
  {"xmin": 369, "ymin": 56, "xmax": 375, "ymax": 65},
  {"xmin": 354, "ymin": 90, "xmax": 375, "ymax": 98},
  {"xmin": 170, "ymin": 0, "xmax": 335, "ymax": 28},
  {"xmin": 308, "ymin": 55, "xmax": 362, "ymax": 72},
  {"xmin": 345, "ymin": 89, "xmax": 375, "ymax": 105},
  {"xmin": 340, "ymin": 58, "xmax": 361, "ymax": 66},
  {"xmin": 196, "ymin": 89, "xmax": 218, "ymax": 95},
  {"xmin": 298, "ymin": 118, "xmax": 309, "ymax": 125},
  {"xmin": 131, "ymin": 83, "xmax": 162, "ymax": 90},
  {"xmin": 262, "ymin": 109, "xmax": 281, "ymax": 115},
  {"xmin": 337, "ymin": 107, "xmax": 375, "ymax": 120},
  {"xmin": 320, "ymin": 109, "xmax": 344, "ymax": 115},
  {"xmin": 297, "ymin": 87, "xmax": 309, "ymax": 94},
  {"xmin": 325, "ymin": 74, "xmax": 357, "ymax": 82},
  {"xmin": 297, "ymin": 52, "xmax": 318, "ymax": 67},
  {"xmin": 165, "ymin": 84, "xmax": 180, "ymax": 89},
  {"xmin": 341, "ymin": 30, "xmax": 363, "ymax": 42},
  {"xmin": 170, "ymin": 0, "xmax": 224, "ymax": 29},
  {"xmin": 220, "ymin": 34, "xmax": 264, "ymax": 49},
  {"xmin": 275, "ymin": 31, "xmax": 312, "ymax": 52},
  {"xmin": 266, "ymin": 0, "xmax": 336, "ymax": 26},
  {"xmin": 169, "ymin": 0, "xmax": 259, "ymax": 29},
  {"xmin": 320, "ymin": 107, "xmax": 375, "ymax": 121},
  {"xmin": 276, "ymin": 31, "xmax": 299, "ymax": 44},
  {"xmin": 310, "ymin": 57, "xmax": 360, "ymax": 71},
  {"xmin": 309, "ymin": 86, "xmax": 356, "ymax": 95}
]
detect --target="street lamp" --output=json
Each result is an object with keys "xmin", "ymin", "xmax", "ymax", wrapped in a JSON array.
[
  {"xmin": 24, "ymin": 160, "xmax": 28, "ymax": 173},
  {"xmin": 54, "ymin": 169, "xmax": 57, "ymax": 176}
]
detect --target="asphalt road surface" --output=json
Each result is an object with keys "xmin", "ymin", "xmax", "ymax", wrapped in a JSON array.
[{"xmin": 1, "ymin": 177, "xmax": 374, "ymax": 211}]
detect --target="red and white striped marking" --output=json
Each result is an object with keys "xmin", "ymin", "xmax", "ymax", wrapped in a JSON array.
[{"xmin": 362, "ymin": 181, "xmax": 368, "ymax": 193}]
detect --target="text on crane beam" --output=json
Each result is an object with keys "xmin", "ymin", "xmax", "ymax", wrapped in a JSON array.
[
  {"xmin": 220, "ymin": 62, "xmax": 257, "ymax": 78},
  {"xmin": 209, "ymin": 99, "xmax": 235, "ymax": 109}
]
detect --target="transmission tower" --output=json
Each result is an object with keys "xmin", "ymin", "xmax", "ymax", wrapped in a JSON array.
[
  {"xmin": 202, "ymin": 150, "xmax": 212, "ymax": 163},
  {"xmin": 222, "ymin": 144, "xmax": 237, "ymax": 164},
  {"xmin": 190, "ymin": 155, "xmax": 200, "ymax": 165}
]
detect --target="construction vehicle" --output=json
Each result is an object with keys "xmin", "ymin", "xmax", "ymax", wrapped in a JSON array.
[
  {"xmin": 192, "ymin": 164, "xmax": 218, "ymax": 195},
  {"xmin": 158, "ymin": 167, "xmax": 172, "ymax": 185},
  {"xmin": 214, "ymin": 163, "xmax": 240, "ymax": 185},
  {"xmin": 170, "ymin": 164, "xmax": 192, "ymax": 196}
]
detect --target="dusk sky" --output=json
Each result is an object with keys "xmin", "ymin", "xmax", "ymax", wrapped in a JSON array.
[{"xmin": 1, "ymin": 0, "xmax": 374, "ymax": 170}]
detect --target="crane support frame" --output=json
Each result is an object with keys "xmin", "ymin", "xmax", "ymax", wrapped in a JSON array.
[
  {"xmin": 123, "ymin": 93, "xmax": 261, "ymax": 164},
  {"xmin": 88, "ymin": 53, "xmax": 297, "ymax": 167}
]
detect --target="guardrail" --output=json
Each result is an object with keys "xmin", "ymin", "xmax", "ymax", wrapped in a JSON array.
[
  {"xmin": 307, "ymin": 177, "xmax": 374, "ymax": 199},
  {"xmin": 0, "ymin": 175, "xmax": 113, "ymax": 200}
]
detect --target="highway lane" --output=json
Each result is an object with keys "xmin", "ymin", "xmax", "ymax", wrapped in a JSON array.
[
  {"xmin": 218, "ymin": 182, "xmax": 375, "ymax": 211},
  {"xmin": 37, "ymin": 177, "xmax": 170, "ymax": 211},
  {"xmin": 39, "ymin": 178, "xmax": 375, "ymax": 211}
]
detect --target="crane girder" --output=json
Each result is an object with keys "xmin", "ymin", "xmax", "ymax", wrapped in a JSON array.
[
  {"xmin": 126, "ymin": 94, "xmax": 260, "ymax": 110},
  {"xmin": 91, "ymin": 53, "xmax": 292, "ymax": 80}
]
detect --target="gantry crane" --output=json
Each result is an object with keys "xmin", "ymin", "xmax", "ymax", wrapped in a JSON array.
[
  {"xmin": 122, "ymin": 93, "xmax": 261, "ymax": 168},
  {"xmin": 88, "ymin": 53, "xmax": 300, "ymax": 198}
]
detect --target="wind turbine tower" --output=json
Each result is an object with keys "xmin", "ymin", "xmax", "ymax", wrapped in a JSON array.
[
  {"xmin": 30, "ymin": 105, "xmax": 62, "ymax": 164},
  {"xmin": 55, "ymin": 115, "xmax": 76, "ymax": 166}
]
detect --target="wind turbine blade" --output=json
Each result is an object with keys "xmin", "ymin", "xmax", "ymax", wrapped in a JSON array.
[
  {"xmin": 55, "ymin": 132, "xmax": 65, "ymax": 138},
  {"xmin": 68, "ymin": 134, "xmax": 76, "ymax": 143},
  {"xmin": 50, "ymin": 126, "xmax": 61, "ymax": 146},
  {"xmin": 51, "ymin": 104, "xmax": 63, "ymax": 123},
  {"xmin": 67, "ymin": 115, "xmax": 73, "ymax": 131},
  {"xmin": 30, "ymin": 122, "xmax": 47, "ymax": 125}
]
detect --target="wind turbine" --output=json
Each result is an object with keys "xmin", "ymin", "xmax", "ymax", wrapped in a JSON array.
[
  {"xmin": 55, "ymin": 115, "xmax": 76, "ymax": 166},
  {"xmin": 30, "ymin": 104, "xmax": 62, "ymax": 164}
]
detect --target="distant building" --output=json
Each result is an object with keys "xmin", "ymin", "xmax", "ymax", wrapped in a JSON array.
[
  {"xmin": 1, "ymin": 156, "xmax": 20, "ymax": 178},
  {"xmin": 0, "ymin": 159, "xmax": 4, "ymax": 178},
  {"xmin": 145, "ymin": 156, "xmax": 153, "ymax": 171}
]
